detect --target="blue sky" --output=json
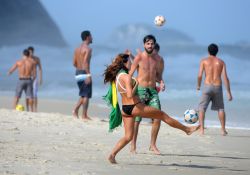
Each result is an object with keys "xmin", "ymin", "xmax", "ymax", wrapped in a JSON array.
[{"xmin": 41, "ymin": 0, "xmax": 250, "ymax": 46}]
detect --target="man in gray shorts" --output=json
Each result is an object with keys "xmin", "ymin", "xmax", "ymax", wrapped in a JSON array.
[
  {"xmin": 197, "ymin": 43, "xmax": 233, "ymax": 136},
  {"xmin": 16, "ymin": 78, "xmax": 33, "ymax": 99},
  {"xmin": 199, "ymin": 85, "xmax": 224, "ymax": 111},
  {"xmin": 8, "ymin": 49, "xmax": 36, "ymax": 112}
]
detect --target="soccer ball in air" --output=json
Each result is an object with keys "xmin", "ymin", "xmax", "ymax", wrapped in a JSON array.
[
  {"xmin": 184, "ymin": 109, "xmax": 198, "ymax": 124},
  {"xmin": 16, "ymin": 104, "xmax": 25, "ymax": 111},
  {"xmin": 154, "ymin": 15, "xmax": 166, "ymax": 27}
]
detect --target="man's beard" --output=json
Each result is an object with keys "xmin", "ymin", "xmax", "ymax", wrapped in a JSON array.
[{"xmin": 145, "ymin": 48, "xmax": 153, "ymax": 54}]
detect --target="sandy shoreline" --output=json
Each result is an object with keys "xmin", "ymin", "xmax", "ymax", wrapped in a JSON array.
[
  {"xmin": 0, "ymin": 96, "xmax": 108, "ymax": 118},
  {"xmin": 1, "ymin": 98, "xmax": 250, "ymax": 175}
]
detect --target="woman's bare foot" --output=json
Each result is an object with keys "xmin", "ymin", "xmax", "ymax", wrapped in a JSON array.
[
  {"xmin": 108, "ymin": 154, "xmax": 117, "ymax": 164},
  {"xmin": 149, "ymin": 146, "xmax": 161, "ymax": 155},
  {"xmin": 72, "ymin": 110, "xmax": 79, "ymax": 119},
  {"xmin": 186, "ymin": 125, "xmax": 200, "ymax": 135}
]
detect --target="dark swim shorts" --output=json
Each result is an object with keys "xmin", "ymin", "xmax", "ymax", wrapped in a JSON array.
[{"xmin": 75, "ymin": 70, "xmax": 92, "ymax": 98}]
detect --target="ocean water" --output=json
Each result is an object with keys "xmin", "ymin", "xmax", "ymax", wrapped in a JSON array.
[{"xmin": 0, "ymin": 45, "xmax": 249, "ymax": 130}]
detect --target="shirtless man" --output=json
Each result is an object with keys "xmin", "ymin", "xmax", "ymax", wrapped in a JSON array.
[
  {"xmin": 8, "ymin": 49, "xmax": 36, "ymax": 112},
  {"xmin": 27, "ymin": 46, "xmax": 43, "ymax": 112},
  {"xmin": 72, "ymin": 30, "xmax": 93, "ymax": 120},
  {"xmin": 129, "ymin": 35, "xmax": 165, "ymax": 154},
  {"xmin": 197, "ymin": 43, "xmax": 233, "ymax": 136},
  {"xmin": 154, "ymin": 43, "xmax": 165, "ymax": 92}
]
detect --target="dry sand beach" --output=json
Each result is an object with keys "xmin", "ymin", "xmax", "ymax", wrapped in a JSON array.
[{"xmin": 1, "ymin": 97, "xmax": 250, "ymax": 175}]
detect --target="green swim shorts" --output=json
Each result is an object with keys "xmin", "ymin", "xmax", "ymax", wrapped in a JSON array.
[{"xmin": 135, "ymin": 86, "xmax": 161, "ymax": 122}]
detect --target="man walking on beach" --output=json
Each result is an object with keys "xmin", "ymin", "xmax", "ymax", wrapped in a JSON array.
[
  {"xmin": 197, "ymin": 43, "xmax": 233, "ymax": 136},
  {"xmin": 129, "ymin": 35, "xmax": 165, "ymax": 154},
  {"xmin": 27, "ymin": 46, "xmax": 43, "ymax": 112},
  {"xmin": 72, "ymin": 30, "xmax": 93, "ymax": 120},
  {"xmin": 8, "ymin": 49, "xmax": 36, "ymax": 112}
]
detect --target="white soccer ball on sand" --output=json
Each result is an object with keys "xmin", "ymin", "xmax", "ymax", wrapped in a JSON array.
[
  {"xmin": 154, "ymin": 15, "xmax": 166, "ymax": 27},
  {"xmin": 184, "ymin": 109, "xmax": 198, "ymax": 124}
]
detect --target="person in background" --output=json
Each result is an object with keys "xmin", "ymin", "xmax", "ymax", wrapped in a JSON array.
[
  {"xmin": 8, "ymin": 49, "xmax": 36, "ymax": 112},
  {"xmin": 27, "ymin": 46, "xmax": 43, "ymax": 112},
  {"xmin": 72, "ymin": 30, "xmax": 93, "ymax": 120},
  {"xmin": 197, "ymin": 43, "xmax": 233, "ymax": 136}
]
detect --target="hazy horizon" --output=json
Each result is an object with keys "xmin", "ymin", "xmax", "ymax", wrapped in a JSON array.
[{"xmin": 40, "ymin": 0, "xmax": 250, "ymax": 46}]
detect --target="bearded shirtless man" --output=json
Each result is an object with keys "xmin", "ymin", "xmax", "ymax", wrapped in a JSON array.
[{"xmin": 129, "ymin": 35, "xmax": 165, "ymax": 154}]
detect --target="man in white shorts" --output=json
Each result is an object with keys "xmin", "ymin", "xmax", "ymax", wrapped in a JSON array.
[{"xmin": 28, "ymin": 46, "xmax": 43, "ymax": 112}]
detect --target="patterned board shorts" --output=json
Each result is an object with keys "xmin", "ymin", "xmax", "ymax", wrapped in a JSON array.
[{"xmin": 135, "ymin": 86, "xmax": 161, "ymax": 122}]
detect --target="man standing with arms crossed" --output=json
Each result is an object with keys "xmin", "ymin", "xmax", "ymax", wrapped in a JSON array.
[
  {"xmin": 27, "ymin": 46, "xmax": 43, "ymax": 112},
  {"xmin": 8, "ymin": 49, "xmax": 36, "ymax": 112},
  {"xmin": 197, "ymin": 43, "xmax": 233, "ymax": 136},
  {"xmin": 72, "ymin": 30, "xmax": 93, "ymax": 120},
  {"xmin": 129, "ymin": 35, "xmax": 165, "ymax": 154}
]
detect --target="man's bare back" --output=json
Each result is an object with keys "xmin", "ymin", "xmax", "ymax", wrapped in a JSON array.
[
  {"xmin": 201, "ymin": 56, "xmax": 224, "ymax": 86},
  {"xmin": 73, "ymin": 43, "xmax": 92, "ymax": 72},
  {"xmin": 9, "ymin": 56, "xmax": 36, "ymax": 79},
  {"xmin": 197, "ymin": 43, "xmax": 232, "ymax": 136}
]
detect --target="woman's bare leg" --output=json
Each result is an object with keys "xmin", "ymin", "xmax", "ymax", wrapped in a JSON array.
[
  {"xmin": 108, "ymin": 116, "xmax": 135, "ymax": 164},
  {"xmin": 133, "ymin": 104, "xmax": 199, "ymax": 135}
]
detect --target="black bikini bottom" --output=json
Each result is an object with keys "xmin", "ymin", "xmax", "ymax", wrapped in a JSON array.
[{"xmin": 122, "ymin": 102, "xmax": 141, "ymax": 116}]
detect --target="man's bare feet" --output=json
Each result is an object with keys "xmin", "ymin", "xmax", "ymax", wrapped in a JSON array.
[
  {"xmin": 130, "ymin": 145, "xmax": 137, "ymax": 154},
  {"xmin": 130, "ymin": 148, "xmax": 137, "ymax": 154},
  {"xmin": 72, "ymin": 110, "xmax": 79, "ymax": 118},
  {"xmin": 82, "ymin": 115, "xmax": 92, "ymax": 121},
  {"xmin": 199, "ymin": 128, "xmax": 205, "ymax": 136},
  {"xmin": 108, "ymin": 154, "xmax": 117, "ymax": 164},
  {"xmin": 149, "ymin": 146, "xmax": 161, "ymax": 155},
  {"xmin": 221, "ymin": 130, "xmax": 228, "ymax": 136},
  {"xmin": 186, "ymin": 125, "xmax": 200, "ymax": 135}
]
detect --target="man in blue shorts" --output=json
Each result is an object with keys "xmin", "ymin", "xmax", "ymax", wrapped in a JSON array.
[{"xmin": 72, "ymin": 30, "xmax": 93, "ymax": 120}]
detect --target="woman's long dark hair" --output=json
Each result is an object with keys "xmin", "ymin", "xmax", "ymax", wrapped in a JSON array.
[{"xmin": 103, "ymin": 53, "xmax": 129, "ymax": 84}]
